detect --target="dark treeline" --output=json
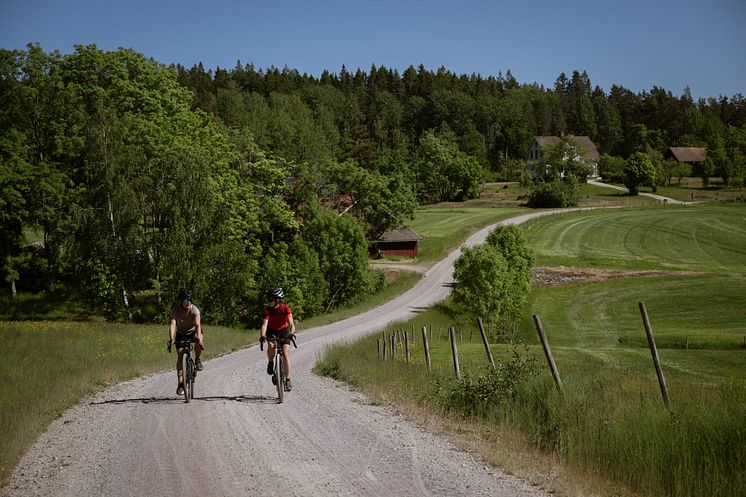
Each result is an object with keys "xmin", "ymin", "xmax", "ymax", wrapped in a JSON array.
[
  {"xmin": 175, "ymin": 61, "xmax": 746, "ymax": 185},
  {"xmin": 2, "ymin": 44, "xmax": 745, "ymax": 325}
]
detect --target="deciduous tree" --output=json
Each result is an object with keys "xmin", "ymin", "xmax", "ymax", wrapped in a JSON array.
[{"xmin": 624, "ymin": 152, "xmax": 656, "ymax": 195}]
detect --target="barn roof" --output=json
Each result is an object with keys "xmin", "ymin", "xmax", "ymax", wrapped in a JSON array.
[
  {"xmin": 533, "ymin": 135, "xmax": 600, "ymax": 161},
  {"xmin": 668, "ymin": 147, "xmax": 706, "ymax": 163},
  {"xmin": 377, "ymin": 227, "xmax": 423, "ymax": 242}
]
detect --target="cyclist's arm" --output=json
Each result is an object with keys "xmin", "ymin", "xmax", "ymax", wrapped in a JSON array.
[
  {"xmin": 288, "ymin": 314, "xmax": 296, "ymax": 335},
  {"xmin": 194, "ymin": 312, "xmax": 203, "ymax": 346},
  {"xmin": 260, "ymin": 319, "xmax": 269, "ymax": 340},
  {"xmin": 169, "ymin": 318, "xmax": 176, "ymax": 343}
]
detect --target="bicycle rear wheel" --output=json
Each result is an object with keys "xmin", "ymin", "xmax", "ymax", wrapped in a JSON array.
[
  {"xmin": 184, "ymin": 354, "xmax": 193, "ymax": 403},
  {"xmin": 275, "ymin": 354, "xmax": 284, "ymax": 404}
]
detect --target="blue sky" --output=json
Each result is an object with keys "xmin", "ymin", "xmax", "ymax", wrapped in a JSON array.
[{"xmin": 2, "ymin": 0, "xmax": 744, "ymax": 99}]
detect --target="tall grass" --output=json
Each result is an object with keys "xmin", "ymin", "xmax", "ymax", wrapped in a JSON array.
[{"xmin": 315, "ymin": 315, "xmax": 746, "ymax": 497}]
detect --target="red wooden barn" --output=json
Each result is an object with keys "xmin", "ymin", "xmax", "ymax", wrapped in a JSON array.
[{"xmin": 371, "ymin": 228, "xmax": 423, "ymax": 258}]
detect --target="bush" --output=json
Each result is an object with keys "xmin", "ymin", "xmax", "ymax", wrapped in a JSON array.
[
  {"xmin": 599, "ymin": 154, "xmax": 626, "ymax": 183},
  {"xmin": 527, "ymin": 176, "xmax": 580, "ymax": 207},
  {"xmin": 439, "ymin": 349, "xmax": 542, "ymax": 416}
]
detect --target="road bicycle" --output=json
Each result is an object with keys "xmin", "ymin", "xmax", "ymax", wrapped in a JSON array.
[
  {"xmin": 170, "ymin": 337, "xmax": 202, "ymax": 403},
  {"xmin": 261, "ymin": 334, "xmax": 297, "ymax": 403}
]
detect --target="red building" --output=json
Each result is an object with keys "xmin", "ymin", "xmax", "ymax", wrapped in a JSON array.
[{"xmin": 371, "ymin": 228, "xmax": 423, "ymax": 258}]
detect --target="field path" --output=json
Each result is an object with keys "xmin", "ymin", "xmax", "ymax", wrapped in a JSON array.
[
  {"xmin": 2, "ymin": 210, "xmax": 564, "ymax": 497},
  {"xmin": 588, "ymin": 180, "xmax": 690, "ymax": 204}
]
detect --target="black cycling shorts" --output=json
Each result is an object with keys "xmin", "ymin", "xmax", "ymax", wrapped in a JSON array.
[
  {"xmin": 267, "ymin": 326, "xmax": 292, "ymax": 346},
  {"xmin": 174, "ymin": 332, "xmax": 196, "ymax": 348}
]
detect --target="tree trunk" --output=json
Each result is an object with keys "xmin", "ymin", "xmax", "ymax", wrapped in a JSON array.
[
  {"xmin": 122, "ymin": 286, "xmax": 132, "ymax": 322},
  {"xmin": 107, "ymin": 192, "xmax": 132, "ymax": 322},
  {"xmin": 10, "ymin": 279, "xmax": 17, "ymax": 298}
]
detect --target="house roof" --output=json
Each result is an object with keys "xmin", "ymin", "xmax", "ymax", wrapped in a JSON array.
[
  {"xmin": 377, "ymin": 227, "xmax": 423, "ymax": 242},
  {"xmin": 668, "ymin": 147, "xmax": 706, "ymax": 163},
  {"xmin": 533, "ymin": 136, "xmax": 600, "ymax": 161}
]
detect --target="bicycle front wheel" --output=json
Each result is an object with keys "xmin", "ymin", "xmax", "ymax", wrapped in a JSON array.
[
  {"xmin": 275, "ymin": 354, "xmax": 284, "ymax": 404},
  {"xmin": 189, "ymin": 358, "xmax": 196, "ymax": 400},
  {"xmin": 184, "ymin": 355, "xmax": 193, "ymax": 403}
]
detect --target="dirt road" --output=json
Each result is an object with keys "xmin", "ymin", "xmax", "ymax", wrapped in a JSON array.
[{"xmin": 3, "ymin": 211, "xmax": 558, "ymax": 497}]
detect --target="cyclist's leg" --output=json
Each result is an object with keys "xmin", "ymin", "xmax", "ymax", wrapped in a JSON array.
[
  {"xmin": 266, "ymin": 331, "xmax": 277, "ymax": 374},
  {"xmin": 282, "ymin": 343, "xmax": 292, "ymax": 379},
  {"xmin": 175, "ymin": 347, "xmax": 186, "ymax": 386},
  {"xmin": 195, "ymin": 329, "xmax": 203, "ymax": 360}
]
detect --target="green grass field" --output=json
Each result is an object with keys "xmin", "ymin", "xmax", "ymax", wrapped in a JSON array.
[
  {"xmin": 408, "ymin": 206, "xmax": 525, "ymax": 261},
  {"xmin": 316, "ymin": 202, "xmax": 746, "ymax": 497},
  {"xmin": 523, "ymin": 204, "xmax": 746, "ymax": 271}
]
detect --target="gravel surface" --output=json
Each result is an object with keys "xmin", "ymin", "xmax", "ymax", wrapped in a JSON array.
[{"xmin": 2, "ymin": 211, "xmax": 561, "ymax": 497}]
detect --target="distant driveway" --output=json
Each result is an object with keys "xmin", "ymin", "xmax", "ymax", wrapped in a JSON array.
[{"xmin": 588, "ymin": 180, "xmax": 691, "ymax": 204}]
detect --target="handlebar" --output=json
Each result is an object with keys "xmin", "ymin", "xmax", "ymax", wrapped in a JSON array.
[{"xmin": 168, "ymin": 337, "xmax": 204, "ymax": 353}]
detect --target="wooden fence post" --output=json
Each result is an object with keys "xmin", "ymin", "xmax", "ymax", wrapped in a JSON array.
[
  {"xmin": 404, "ymin": 327, "xmax": 411, "ymax": 365},
  {"xmin": 449, "ymin": 327, "xmax": 461, "ymax": 379},
  {"xmin": 532, "ymin": 315, "xmax": 562, "ymax": 392},
  {"xmin": 422, "ymin": 326, "xmax": 432, "ymax": 374},
  {"xmin": 639, "ymin": 302, "xmax": 671, "ymax": 410},
  {"xmin": 377, "ymin": 337, "xmax": 382, "ymax": 360},
  {"xmin": 477, "ymin": 317, "xmax": 496, "ymax": 368}
]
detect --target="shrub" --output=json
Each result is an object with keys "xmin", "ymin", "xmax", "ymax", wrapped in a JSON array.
[
  {"xmin": 527, "ymin": 176, "xmax": 580, "ymax": 207},
  {"xmin": 439, "ymin": 348, "xmax": 542, "ymax": 416}
]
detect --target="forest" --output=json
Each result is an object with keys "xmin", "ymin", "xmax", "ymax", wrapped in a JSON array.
[{"xmin": 1, "ymin": 43, "xmax": 745, "ymax": 325}]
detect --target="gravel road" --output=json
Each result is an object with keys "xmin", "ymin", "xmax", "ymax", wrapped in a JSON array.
[{"xmin": 3, "ymin": 211, "xmax": 559, "ymax": 497}]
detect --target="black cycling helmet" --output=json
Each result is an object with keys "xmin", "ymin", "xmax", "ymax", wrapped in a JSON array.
[
  {"xmin": 177, "ymin": 289, "xmax": 192, "ymax": 302},
  {"xmin": 266, "ymin": 287, "xmax": 284, "ymax": 300}
]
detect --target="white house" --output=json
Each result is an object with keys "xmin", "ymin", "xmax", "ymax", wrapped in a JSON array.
[{"xmin": 528, "ymin": 133, "xmax": 601, "ymax": 179}]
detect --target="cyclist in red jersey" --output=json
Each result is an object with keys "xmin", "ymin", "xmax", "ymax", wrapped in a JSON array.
[{"xmin": 259, "ymin": 288, "xmax": 296, "ymax": 391}]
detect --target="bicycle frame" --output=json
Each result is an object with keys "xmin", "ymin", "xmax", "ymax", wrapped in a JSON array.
[
  {"xmin": 177, "ymin": 339, "xmax": 198, "ymax": 403},
  {"xmin": 261, "ymin": 335, "xmax": 297, "ymax": 403}
]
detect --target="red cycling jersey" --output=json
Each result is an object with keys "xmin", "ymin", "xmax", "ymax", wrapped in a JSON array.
[{"xmin": 263, "ymin": 303, "xmax": 292, "ymax": 331}]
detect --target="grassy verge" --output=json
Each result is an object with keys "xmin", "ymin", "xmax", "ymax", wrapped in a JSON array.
[
  {"xmin": 0, "ymin": 321, "xmax": 254, "ymax": 486},
  {"xmin": 315, "ymin": 283, "xmax": 746, "ymax": 497}
]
